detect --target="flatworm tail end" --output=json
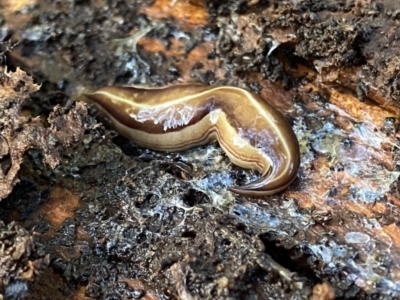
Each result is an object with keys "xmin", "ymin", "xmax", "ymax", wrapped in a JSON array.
[
  {"xmin": 228, "ymin": 171, "xmax": 297, "ymax": 197},
  {"xmin": 228, "ymin": 153, "xmax": 299, "ymax": 197}
]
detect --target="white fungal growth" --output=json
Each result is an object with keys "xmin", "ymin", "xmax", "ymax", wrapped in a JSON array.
[
  {"xmin": 233, "ymin": 134, "xmax": 249, "ymax": 148},
  {"xmin": 130, "ymin": 105, "xmax": 197, "ymax": 131},
  {"xmin": 209, "ymin": 108, "xmax": 221, "ymax": 124},
  {"xmin": 345, "ymin": 232, "xmax": 371, "ymax": 244}
]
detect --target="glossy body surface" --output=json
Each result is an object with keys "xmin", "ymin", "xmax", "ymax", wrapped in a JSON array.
[{"xmin": 84, "ymin": 85, "xmax": 300, "ymax": 196}]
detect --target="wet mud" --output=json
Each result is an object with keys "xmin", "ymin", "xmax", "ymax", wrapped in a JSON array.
[{"xmin": 1, "ymin": 0, "xmax": 400, "ymax": 299}]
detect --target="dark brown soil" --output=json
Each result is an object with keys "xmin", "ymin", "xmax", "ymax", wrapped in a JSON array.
[{"xmin": 1, "ymin": 0, "xmax": 400, "ymax": 299}]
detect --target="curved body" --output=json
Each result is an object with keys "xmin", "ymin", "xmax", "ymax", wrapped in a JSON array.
[{"xmin": 84, "ymin": 85, "xmax": 300, "ymax": 196}]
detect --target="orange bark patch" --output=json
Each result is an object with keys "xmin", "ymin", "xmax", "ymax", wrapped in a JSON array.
[
  {"xmin": 138, "ymin": 37, "xmax": 166, "ymax": 53},
  {"xmin": 139, "ymin": 36, "xmax": 196, "ymax": 62},
  {"xmin": 386, "ymin": 194, "xmax": 400, "ymax": 207},
  {"xmin": 286, "ymin": 191, "xmax": 314, "ymax": 208},
  {"xmin": 118, "ymin": 278, "xmax": 161, "ymax": 300},
  {"xmin": 327, "ymin": 88, "xmax": 396, "ymax": 126},
  {"xmin": 178, "ymin": 42, "xmax": 225, "ymax": 82},
  {"xmin": 382, "ymin": 223, "xmax": 400, "ymax": 249},
  {"xmin": 311, "ymin": 282, "xmax": 335, "ymax": 300},
  {"xmin": 41, "ymin": 187, "xmax": 80, "ymax": 227},
  {"xmin": 71, "ymin": 286, "xmax": 92, "ymax": 300},
  {"xmin": 141, "ymin": 0, "xmax": 208, "ymax": 27},
  {"xmin": 371, "ymin": 202, "xmax": 387, "ymax": 215},
  {"xmin": 343, "ymin": 202, "xmax": 375, "ymax": 218},
  {"xmin": 24, "ymin": 186, "xmax": 81, "ymax": 240},
  {"xmin": 1, "ymin": 0, "xmax": 37, "ymax": 15}
]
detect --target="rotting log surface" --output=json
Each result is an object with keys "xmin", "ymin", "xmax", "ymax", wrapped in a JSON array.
[{"xmin": 0, "ymin": 0, "xmax": 400, "ymax": 299}]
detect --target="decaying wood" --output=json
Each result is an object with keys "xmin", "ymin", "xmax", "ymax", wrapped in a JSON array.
[{"xmin": 0, "ymin": 0, "xmax": 400, "ymax": 299}]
